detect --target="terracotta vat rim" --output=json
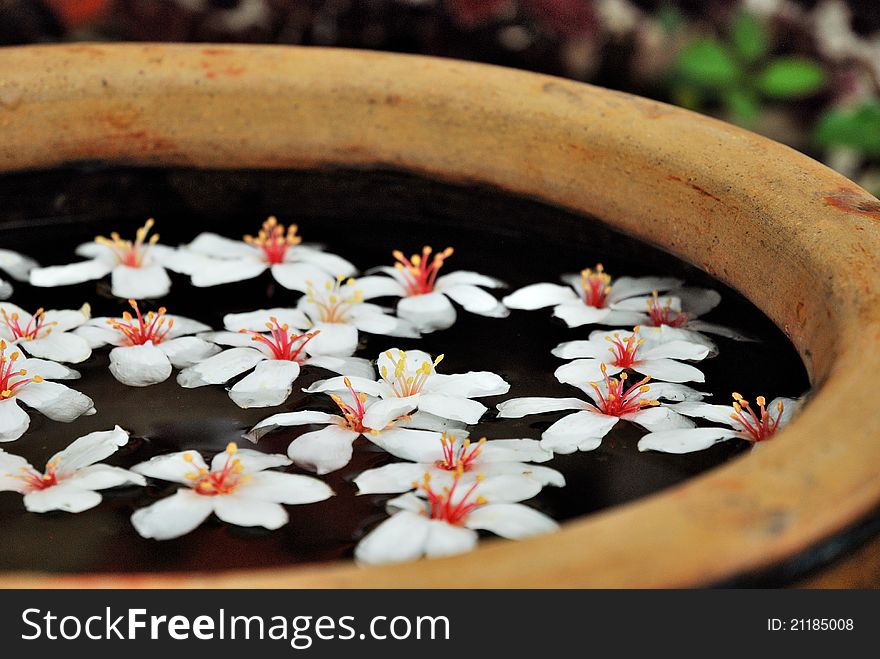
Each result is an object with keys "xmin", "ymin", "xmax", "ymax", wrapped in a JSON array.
[{"xmin": 0, "ymin": 43, "xmax": 879, "ymax": 588}]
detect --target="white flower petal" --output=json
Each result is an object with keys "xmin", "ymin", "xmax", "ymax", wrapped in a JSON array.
[
  {"xmin": 478, "ymin": 439, "xmax": 554, "ymax": 463},
  {"xmin": 362, "ymin": 396, "xmax": 420, "ymax": 430},
  {"xmin": 396, "ymin": 292, "xmax": 457, "ymax": 333},
  {"xmin": 349, "ymin": 311, "xmax": 417, "ymax": 338},
  {"xmin": 287, "ymin": 424, "xmax": 360, "ymax": 475},
  {"xmin": 176, "ymin": 347, "xmax": 266, "ymax": 387},
  {"xmin": 51, "ymin": 426, "xmax": 129, "ymax": 473},
  {"xmin": 553, "ymin": 302, "xmax": 613, "ymax": 327},
  {"xmin": 398, "ymin": 411, "xmax": 470, "ymax": 433},
  {"xmin": 640, "ymin": 340, "xmax": 710, "ymax": 362},
  {"xmin": 237, "ymin": 470, "xmax": 333, "ymax": 504},
  {"xmin": 479, "ymin": 461, "xmax": 566, "ymax": 487},
  {"xmin": 73, "ymin": 323, "xmax": 121, "ymax": 349},
  {"xmin": 551, "ymin": 339, "xmax": 607, "ymax": 359},
  {"xmin": 672, "ymin": 401, "xmax": 737, "ymax": 425},
  {"xmin": 307, "ymin": 322, "xmax": 358, "ymax": 357},
  {"xmin": 65, "ymin": 463, "xmax": 145, "ymax": 490},
  {"xmin": 470, "ymin": 474, "xmax": 543, "ymax": 503},
  {"xmin": 270, "ymin": 262, "xmax": 334, "ymax": 293},
  {"xmin": 773, "ymin": 397, "xmax": 799, "ymax": 428},
  {"xmin": 304, "ymin": 354, "xmax": 376, "ymax": 379},
  {"xmin": 638, "ymin": 427, "xmax": 740, "ymax": 453},
  {"xmin": 675, "ymin": 287, "xmax": 722, "ymax": 316},
  {"xmin": 30, "ymin": 258, "xmax": 114, "ymax": 288},
  {"xmin": 554, "ymin": 359, "xmax": 613, "ymax": 386},
  {"xmin": 132, "ymin": 450, "xmax": 209, "ymax": 485},
  {"xmin": 223, "ymin": 308, "xmax": 310, "ymax": 332},
  {"xmin": 348, "ymin": 275, "xmax": 406, "ymax": 300},
  {"xmin": 131, "ymin": 489, "xmax": 215, "ymax": 540},
  {"xmin": 540, "ymin": 410, "xmax": 618, "ymax": 453},
  {"xmin": 417, "ymin": 393, "xmax": 487, "ymax": 424},
  {"xmin": 386, "ymin": 491, "xmax": 428, "ymax": 514},
  {"xmin": 158, "ymin": 336, "xmax": 221, "ymax": 369},
  {"xmin": 110, "ymin": 263, "xmax": 171, "ymax": 299},
  {"xmin": 109, "ymin": 343, "xmax": 172, "ymax": 386},
  {"xmin": 465, "ymin": 503, "xmax": 559, "ymax": 539},
  {"xmin": 365, "ymin": 427, "xmax": 446, "ymax": 462},
  {"xmin": 0, "ymin": 398, "xmax": 29, "ymax": 442},
  {"xmin": 424, "ymin": 519, "xmax": 479, "ymax": 558},
  {"xmin": 0, "ymin": 248, "xmax": 38, "ymax": 281},
  {"xmin": 187, "ymin": 232, "xmax": 258, "ymax": 259},
  {"xmin": 496, "ymin": 396, "xmax": 590, "ymax": 418},
  {"xmin": 290, "ymin": 245, "xmax": 357, "ymax": 277},
  {"xmin": 210, "ymin": 448, "xmax": 291, "ymax": 473},
  {"xmin": 440, "ymin": 284, "xmax": 509, "ymax": 317},
  {"xmin": 304, "ymin": 376, "xmax": 387, "ymax": 398},
  {"xmin": 354, "ymin": 462, "xmax": 427, "ymax": 495},
  {"xmin": 623, "ymin": 406, "xmax": 695, "ymax": 432},
  {"xmin": 601, "ymin": 309, "xmax": 652, "ymax": 326},
  {"xmin": 502, "ymin": 283, "xmax": 578, "ymax": 310},
  {"xmin": 435, "ymin": 270, "xmax": 505, "ymax": 289},
  {"xmin": 190, "ymin": 258, "xmax": 267, "ymax": 287},
  {"xmin": 423, "ymin": 371, "xmax": 510, "ymax": 397},
  {"xmin": 686, "ymin": 320, "xmax": 757, "ymax": 341},
  {"xmin": 212, "ymin": 496, "xmax": 289, "ymax": 530},
  {"xmin": 354, "ymin": 510, "xmax": 431, "ymax": 565},
  {"xmin": 636, "ymin": 358, "xmax": 706, "ymax": 383},
  {"xmin": 246, "ymin": 410, "xmax": 339, "ymax": 442},
  {"xmin": 163, "ymin": 315, "xmax": 212, "ymax": 339},
  {"xmin": 0, "ymin": 450, "xmax": 33, "ymax": 491},
  {"xmin": 643, "ymin": 382, "xmax": 709, "ymax": 402},
  {"xmin": 22, "ymin": 332, "xmax": 92, "ymax": 364},
  {"xmin": 607, "ymin": 276, "xmax": 683, "ymax": 302},
  {"xmin": 23, "ymin": 482, "xmax": 103, "ymax": 514},
  {"xmin": 198, "ymin": 330, "xmax": 255, "ymax": 348},
  {"xmin": 376, "ymin": 348, "xmax": 433, "ymax": 377},
  {"xmin": 228, "ymin": 359, "xmax": 301, "ymax": 408},
  {"xmin": 15, "ymin": 380, "xmax": 93, "ymax": 422}
]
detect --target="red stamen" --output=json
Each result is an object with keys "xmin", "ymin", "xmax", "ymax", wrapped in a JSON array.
[
  {"xmin": 580, "ymin": 264, "xmax": 612, "ymax": 308},
  {"xmin": 729, "ymin": 393, "xmax": 785, "ymax": 442},
  {"xmin": 186, "ymin": 443, "xmax": 248, "ymax": 496},
  {"xmin": 1, "ymin": 307, "xmax": 56, "ymax": 341},
  {"xmin": 11, "ymin": 457, "xmax": 60, "ymax": 492},
  {"xmin": 108, "ymin": 299, "xmax": 174, "ymax": 346},
  {"xmin": 392, "ymin": 246, "xmax": 454, "ymax": 296},
  {"xmin": 436, "ymin": 434, "xmax": 486, "ymax": 471},
  {"xmin": 380, "ymin": 349, "xmax": 444, "ymax": 398},
  {"xmin": 240, "ymin": 317, "xmax": 318, "ymax": 362},
  {"xmin": 605, "ymin": 327, "xmax": 644, "ymax": 369},
  {"xmin": 94, "ymin": 218, "xmax": 158, "ymax": 267},
  {"xmin": 330, "ymin": 377, "xmax": 371, "ymax": 433},
  {"xmin": 589, "ymin": 363, "xmax": 659, "ymax": 417},
  {"xmin": 415, "ymin": 469, "xmax": 486, "ymax": 525},
  {"xmin": 0, "ymin": 340, "xmax": 43, "ymax": 399},
  {"xmin": 243, "ymin": 216, "xmax": 302, "ymax": 265},
  {"xmin": 646, "ymin": 290, "xmax": 689, "ymax": 328}
]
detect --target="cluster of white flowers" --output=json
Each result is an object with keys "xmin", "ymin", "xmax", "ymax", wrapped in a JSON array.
[{"xmin": 1, "ymin": 221, "xmax": 802, "ymax": 565}]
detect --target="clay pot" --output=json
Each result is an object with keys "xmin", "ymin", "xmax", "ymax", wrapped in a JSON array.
[{"xmin": 1, "ymin": 44, "xmax": 879, "ymax": 587}]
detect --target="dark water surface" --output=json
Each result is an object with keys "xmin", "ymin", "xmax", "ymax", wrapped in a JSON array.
[{"xmin": 0, "ymin": 167, "xmax": 808, "ymax": 573}]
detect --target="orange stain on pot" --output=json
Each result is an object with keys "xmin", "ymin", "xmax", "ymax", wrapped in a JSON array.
[
  {"xmin": 667, "ymin": 175, "xmax": 722, "ymax": 203},
  {"xmin": 822, "ymin": 186, "xmax": 880, "ymax": 220},
  {"xmin": 200, "ymin": 60, "xmax": 246, "ymax": 80}
]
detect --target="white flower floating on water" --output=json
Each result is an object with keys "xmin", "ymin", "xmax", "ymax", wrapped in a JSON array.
[
  {"xmin": 180, "ymin": 312, "xmax": 373, "ymax": 409},
  {"xmin": 29, "ymin": 219, "xmax": 177, "ymax": 299},
  {"xmin": 0, "ymin": 426, "xmax": 144, "ymax": 513},
  {"xmin": 354, "ymin": 469, "xmax": 558, "ymax": 565},
  {"xmin": 613, "ymin": 288, "xmax": 754, "ymax": 342},
  {"xmin": 169, "ymin": 216, "xmax": 356, "ymax": 290},
  {"xmin": 502, "ymin": 263, "xmax": 682, "ymax": 328},
  {"xmin": 247, "ymin": 377, "xmax": 446, "ymax": 475},
  {"xmin": 497, "ymin": 364, "xmax": 704, "ymax": 454},
  {"xmin": 0, "ymin": 341, "xmax": 95, "ymax": 442},
  {"xmin": 552, "ymin": 326, "xmax": 711, "ymax": 385},
  {"xmin": 0, "ymin": 248, "xmax": 38, "ymax": 300},
  {"xmin": 638, "ymin": 392, "xmax": 799, "ymax": 454},
  {"xmin": 355, "ymin": 246, "xmax": 508, "ymax": 333},
  {"xmin": 354, "ymin": 432, "xmax": 565, "ymax": 495},
  {"xmin": 73, "ymin": 300, "xmax": 219, "ymax": 387},
  {"xmin": 0, "ymin": 302, "xmax": 92, "ymax": 364},
  {"xmin": 306, "ymin": 348, "xmax": 510, "ymax": 429},
  {"xmin": 130, "ymin": 442, "xmax": 333, "ymax": 540}
]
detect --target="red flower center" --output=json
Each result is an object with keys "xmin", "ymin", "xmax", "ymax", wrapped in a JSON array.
[
  {"xmin": 95, "ymin": 218, "xmax": 159, "ymax": 267},
  {"xmin": 109, "ymin": 299, "xmax": 173, "ymax": 346},
  {"xmin": 392, "ymin": 246, "xmax": 454, "ymax": 296},
  {"xmin": 589, "ymin": 363, "xmax": 658, "ymax": 417},
  {"xmin": 729, "ymin": 393, "xmax": 785, "ymax": 442},
  {"xmin": 580, "ymin": 263, "xmax": 612, "ymax": 308},
  {"xmin": 0, "ymin": 341, "xmax": 43, "ymax": 399},
  {"xmin": 416, "ymin": 469, "xmax": 486, "ymax": 526},
  {"xmin": 1, "ymin": 307, "xmax": 55, "ymax": 341},
  {"xmin": 435, "ymin": 434, "xmax": 485, "ymax": 471},
  {"xmin": 605, "ymin": 328, "xmax": 643, "ymax": 369},
  {"xmin": 330, "ymin": 377, "xmax": 372, "ymax": 433},
  {"xmin": 186, "ymin": 443, "xmax": 248, "ymax": 496},
  {"xmin": 240, "ymin": 317, "xmax": 318, "ymax": 362},
  {"xmin": 243, "ymin": 216, "xmax": 302, "ymax": 265},
  {"xmin": 646, "ymin": 291, "xmax": 689, "ymax": 328},
  {"xmin": 12, "ymin": 458, "xmax": 60, "ymax": 492}
]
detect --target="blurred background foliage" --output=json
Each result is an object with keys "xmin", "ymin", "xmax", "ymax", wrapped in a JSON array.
[{"xmin": 2, "ymin": 0, "xmax": 879, "ymax": 195}]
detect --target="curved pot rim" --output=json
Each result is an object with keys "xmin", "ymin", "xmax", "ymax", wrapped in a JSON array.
[{"xmin": 1, "ymin": 43, "xmax": 879, "ymax": 588}]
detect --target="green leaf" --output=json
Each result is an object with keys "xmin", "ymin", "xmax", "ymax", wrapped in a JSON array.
[
  {"xmin": 676, "ymin": 39, "xmax": 742, "ymax": 90},
  {"xmin": 813, "ymin": 101, "xmax": 880, "ymax": 157},
  {"xmin": 755, "ymin": 57, "xmax": 825, "ymax": 98},
  {"xmin": 731, "ymin": 12, "xmax": 769, "ymax": 64},
  {"xmin": 722, "ymin": 89, "xmax": 761, "ymax": 125}
]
